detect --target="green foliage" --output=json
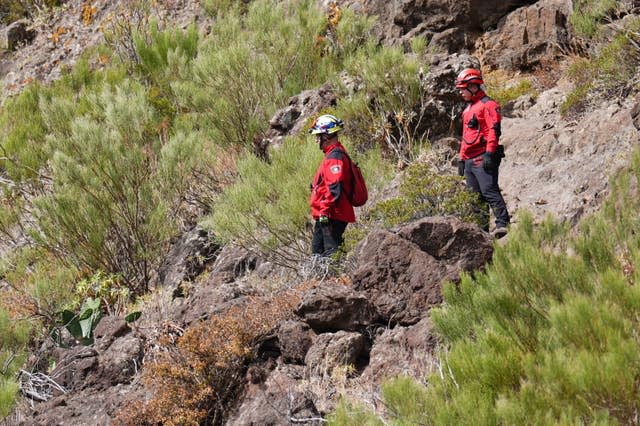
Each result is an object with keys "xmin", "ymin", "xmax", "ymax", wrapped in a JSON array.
[
  {"xmin": 59, "ymin": 297, "xmax": 102, "ymax": 345},
  {"xmin": 0, "ymin": 84, "xmax": 47, "ymax": 182},
  {"xmin": 134, "ymin": 21, "xmax": 199, "ymax": 86},
  {"xmin": 381, "ymin": 376, "xmax": 430, "ymax": 424},
  {"xmin": 336, "ymin": 43, "xmax": 425, "ymax": 160},
  {"xmin": 201, "ymin": 0, "xmax": 243, "ymax": 18},
  {"xmin": 562, "ymin": 15, "xmax": 640, "ymax": 116},
  {"xmin": 206, "ymin": 136, "xmax": 319, "ymax": 267},
  {"xmin": 370, "ymin": 162, "xmax": 484, "ymax": 227},
  {"xmin": 72, "ymin": 271, "xmax": 131, "ymax": 316},
  {"xmin": 0, "ymin": 309, "xmax": 30, "ymax": 418},
  {"xmin": 0, "ymin": 248, "xmax": 78, "ymax": 321},
  {"xmin": 488, "ymin": 78, "xmax": 536, "ymax": 108},
  {"xmin": 570, "ymin": 0, "xmax": 618, "ymax": 39},
  {"xmin": 33, "ymin": 81, "xmax": 179, "ymax": 291},
  {"xmin": 327, "ymin": 399, "xmax": 384, "ymax": 426}
]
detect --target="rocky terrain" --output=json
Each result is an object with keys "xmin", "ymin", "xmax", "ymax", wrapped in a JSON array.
[{"xmin": 1, "ymin": 0, "xmax": 639, "ymax": 425}]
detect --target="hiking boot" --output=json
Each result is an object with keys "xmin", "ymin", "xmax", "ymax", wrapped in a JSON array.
[{"xmin": 491, "ymin": 226, "xmax": 508, "ymax": 239}]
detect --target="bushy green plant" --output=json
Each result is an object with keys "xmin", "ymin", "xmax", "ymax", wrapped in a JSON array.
[
  {"xmin": 336, "ymin": 42, "xmax": 425, "ymax": 162},
  {"xmin": 562, "ymin": 14, "xmax": 640, "ymax": 116},
  {"xmin": 486, "ymin": 76, "xmax": 537, "ymax": 107},
  {"xmin": 0, "ymin": 309, "xmax": 30, "ymax": 418},
  {"xmin": 327, "ymin": 399, "xmax": 384, "ymax": 426},
  {"xmin": 570, "ymin": 0, "xmax": 618, "ymax": 39},
  {"xmin": 371, "ymin": 162, "xmax": 484, "ymax": 227},
  {"xmin": 33, "ymin": 80, "xmax": 181, "ymax": 291},
  {"xmin": 206, "ymin": 136, "xmax": 319, "ymax": 267}
]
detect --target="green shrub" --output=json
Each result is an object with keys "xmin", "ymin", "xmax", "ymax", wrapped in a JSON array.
[
  {"xmin": 0, "ymin": 309, "xmax": 30, "ymax": 418},
  {"xmin": 381, "ymin": 376, "xmax": 430, "ymax": 424},
  {"xmin": 335, "ymin": 42, "xmax": 425, "ymax": 162},
  {"xmin": 327, "ymin": 399, "xmax": 384, "ymax": 426},
  {"xmin": 173, "ymin": 0, "xmax": 331, "ymax": 149},
  {"xmin": 570, "ymin": 0, "xmax": 618, "ymax": 39},
  {"xmin": 371, "ymin": 162, "xmax": 483, "ymax": 227},
  {"xmin": 206, "ymin": 136, "xmax": 320, "ymax": 267},
  {"xmin": 33, "ymin": 81, "xmax": 181, "ymax": 291},
  {"xmin": 562, "ymin": 14, "xmax": 640, "ymax": 116},
  {"xmin": 486, "ymin": 76, "xmax": 537, "ymax": 107}
]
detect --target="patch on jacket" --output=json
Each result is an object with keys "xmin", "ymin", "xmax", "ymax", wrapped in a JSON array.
[{"xmin": 330, "ymin": 165, "xmax": 341, "ymax": 174}]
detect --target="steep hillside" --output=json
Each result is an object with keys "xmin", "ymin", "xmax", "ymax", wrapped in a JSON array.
[{"xmin": 0, "ymin": 0, "xmax": 639, "ymax": 425}]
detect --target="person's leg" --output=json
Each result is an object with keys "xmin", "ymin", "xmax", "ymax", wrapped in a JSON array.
[
  {"xmin": 322, "ymin": 219, "xmax": 348, "ymax": 256},
  {"xmin": 473, "ymin": 164, "xmax": 510, "ymax": 228},
  {"xmin": 311, "ymin": 221, "xmax": 325, "ymax": 255},
  {"xmin": 465, "ymin": 159, "xmax": 490, "ymax": 232}
]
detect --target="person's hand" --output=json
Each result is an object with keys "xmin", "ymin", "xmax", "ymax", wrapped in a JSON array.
[
  {"xmin": 318, "ymin": 215, "xmax": 329, "ymax": 225},
  {"xmin": 482, "ymin": 152, "xmax": 496, "ymax": 172},
  {"xmin": 458, "ymin": 160, "xmax": 465, "ymax": 176}
]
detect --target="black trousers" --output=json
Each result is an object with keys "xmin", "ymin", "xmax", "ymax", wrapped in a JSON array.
[
  {"xmin": 311, "ymin": 219, "xmax": 348, "ymax": 257},
  {"xmin": 464, "ymin": 157, "xmax": 510, "ymax": 229}
]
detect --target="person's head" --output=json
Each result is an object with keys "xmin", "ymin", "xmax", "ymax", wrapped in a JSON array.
[
  {"xmin": 455, "ymin": 68, "xmax": 484, "ymax": 101},
  {"xmin": 309, "ymin": 114, "xmax": 344, "ymax": 149}
]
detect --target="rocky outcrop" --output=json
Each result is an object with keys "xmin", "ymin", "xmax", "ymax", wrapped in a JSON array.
[
  {"xmin": 500, "ymin": 82, "xmax": 640, "ymax": 225},
  {"xmin": 157, "ymin": 225, "xmax": 219, "ymax": 292},
  {"xmin": 475, "ymin": 0, "xmax": 572, "ymax": 72},
  {"xmin": 342, "ymin": 0, "xmax": 538, "ymax": 50},
  {"xmin": 256, "ymin": 83, "xmax": 337, "ymax": 156},
  {"xmin": 227, "ymin": 216, "xmax": 491, "ymax": 421}
]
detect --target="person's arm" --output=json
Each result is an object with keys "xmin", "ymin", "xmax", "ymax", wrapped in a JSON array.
[
  {"xmin": 483, "ymin": 100, "xmax": 502, "ymax": 153},
  {"xmin": 318, "ymin": 156, "xmax": 347, "ymax": 216}
]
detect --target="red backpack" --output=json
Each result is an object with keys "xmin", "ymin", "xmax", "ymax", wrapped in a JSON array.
[{"xmin": 328, "ymin": 148, "xmax": 368, "ymax": 207}]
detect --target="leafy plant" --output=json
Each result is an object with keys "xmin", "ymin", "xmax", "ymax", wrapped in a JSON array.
[
  {"xmin": 59, "ymin": 297, "xmax": 102, "ymax": 345},
  {"xmin": 570, "ymin": 0, "xmax": 618, "ymax": 39}
]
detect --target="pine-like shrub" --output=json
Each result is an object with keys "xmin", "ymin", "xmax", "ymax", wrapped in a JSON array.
[
  {"xmin": 335, "ymin": 42, "xmax": 425, "ymax": 163},
  {"xmin": 33, "ymin": 81, "xmax": 184, "ymax": 291},
  {"xmin": 206, "ymin": 136, "xmax": 319, "ymax": 268},
  {"xmin": 0, "ymin": 309, "xmax": 30, "ymax": 418}
]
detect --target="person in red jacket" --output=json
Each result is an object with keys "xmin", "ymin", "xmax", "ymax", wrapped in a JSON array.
[
  {"xmin": 456, "ymin": 68, "xmax": 510, "ymax": 238},
  {"xmin": 309, "ymin": 114, "xmax": 355, "ymax": 256}
]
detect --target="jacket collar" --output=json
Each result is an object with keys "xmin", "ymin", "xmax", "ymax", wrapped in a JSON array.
[{"xmin": 322, "ymin": 140, "xmax": 343, "ymax": 154}]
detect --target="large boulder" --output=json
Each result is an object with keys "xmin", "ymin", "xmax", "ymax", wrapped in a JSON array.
[
  {"xmin": 295, "ymin": 282, "xmax": 380, "ymax": 332},
  {"xmin": 361, "ymin": 317, "xmax": 439, "ymax": 383},
  {"xmin": 304, "ymin": 331, "xmax": 367, "ymax": 377},
  {"xmin": 226, "ymin": 365, "xmax": 321, "ymax": 426},
  {"xmin": 350, "ymin": 216, "xmax": 492, "ymax": 325}
]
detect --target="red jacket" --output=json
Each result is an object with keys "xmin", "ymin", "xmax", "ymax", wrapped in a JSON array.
[
  {"xmin": 459, "ymin": 90, "xmax": 502, "ymax": 160},
  {"xmin": 310, "ymin": 141, "xmax": 356, "ymax": 223}
]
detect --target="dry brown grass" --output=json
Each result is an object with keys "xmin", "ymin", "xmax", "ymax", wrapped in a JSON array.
[{"xmin": 113, "ymin": 283, "xmax": 314, "ymax": 426}]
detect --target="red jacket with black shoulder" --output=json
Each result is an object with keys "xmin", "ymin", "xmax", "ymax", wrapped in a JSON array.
[
  {"xmin": 459, "ymin": 90, "xmax": 502, "ymax": 160},
  {"xmin": 310, "ymin": 141, "xmax": 356, "ymax": 223}
]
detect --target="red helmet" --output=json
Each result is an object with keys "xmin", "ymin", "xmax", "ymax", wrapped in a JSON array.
[{"xmin": 455, "ymin": 68, "xmax": 483, "ymax": 89}]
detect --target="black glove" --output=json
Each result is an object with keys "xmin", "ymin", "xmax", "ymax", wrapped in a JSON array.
[
  {"xmin": 482, "ymin": 152, "xmax": 497, "ymax": 172},
  {"xmin": 458, "ymin": 160, "xmax": 465, "ymax": 177}
]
